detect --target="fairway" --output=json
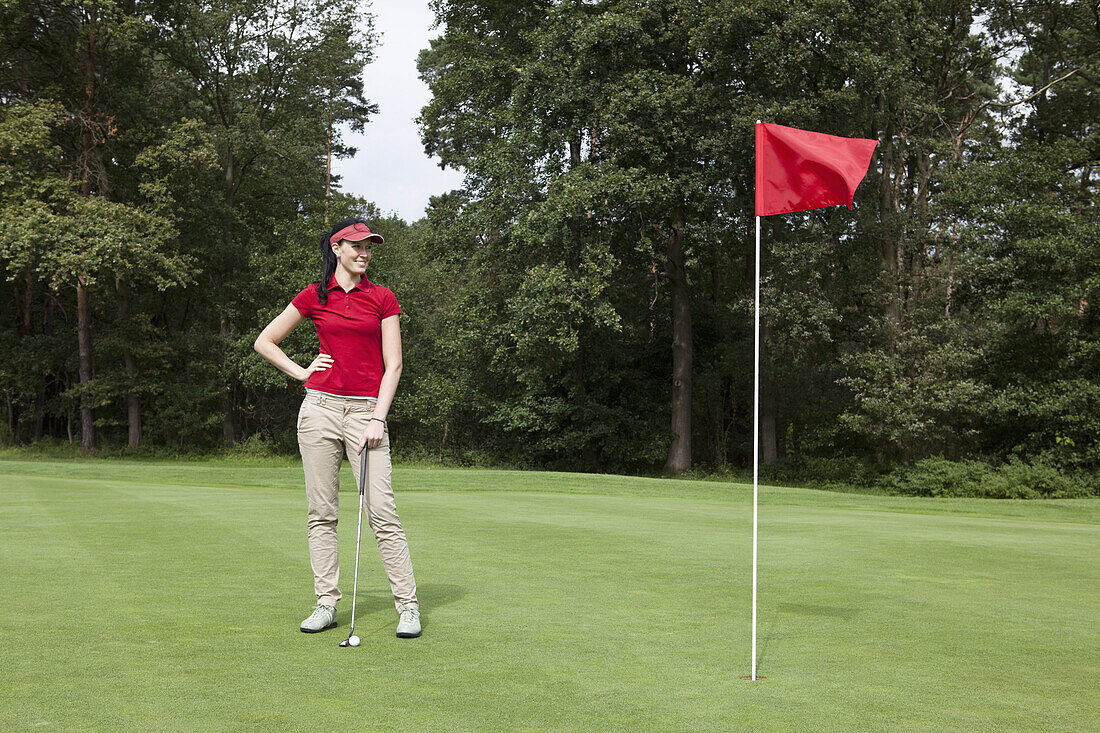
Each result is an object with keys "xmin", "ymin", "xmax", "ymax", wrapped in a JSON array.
[{"xmin": 1, "ymin": 458, "xmax": 1097, "ymax": 731}]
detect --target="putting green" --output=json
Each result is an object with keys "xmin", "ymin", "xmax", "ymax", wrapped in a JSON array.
[{"xmin": 1, "ymin": 458, "xmax": 1097, "ymax": 731}]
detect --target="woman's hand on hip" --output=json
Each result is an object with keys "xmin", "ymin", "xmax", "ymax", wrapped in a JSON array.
[
  {"xmin": 357, "ymin": 419, "xmax": 384, "ymax": 454},
  {"xmin": 301, "ymin": 353, "xmax": 334, "ymax": 381}
]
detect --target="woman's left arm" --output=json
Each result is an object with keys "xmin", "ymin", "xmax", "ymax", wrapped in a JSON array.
[{"xmin": 358, "ymin": 314, "xmax": 403, "ymax": 453}]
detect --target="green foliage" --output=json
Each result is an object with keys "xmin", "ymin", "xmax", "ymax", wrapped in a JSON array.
[
  {"xmin": 884, "ymin": 457, "xmax": 1093, "ymax": 499},
  {"xmin": 227, "ymin": 432, "xmax": 282, "ymax": 458},
  {"xmin": 1, "ymin": 0, "xmax": 1096, "ymax": 489},
  {"xmin": 884, "ymin": 458, "xmax": 995, "ymax": 497},
  {"xmin": 839, "ymin": 318, "xmax": 988, "ymax": 462},
  {"xmin": 760, "ymin": 455, "xmax": 887, "ymax": 491}
]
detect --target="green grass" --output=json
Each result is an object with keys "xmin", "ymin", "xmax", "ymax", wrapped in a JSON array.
[{"xmin": 1, "ymin": 458, "xmax": 1097, "ymax": 731}]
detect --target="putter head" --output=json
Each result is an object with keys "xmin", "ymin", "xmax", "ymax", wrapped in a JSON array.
[{"xmin": 338, "ymin": 638, "xmax": 350, "ymax": 647}]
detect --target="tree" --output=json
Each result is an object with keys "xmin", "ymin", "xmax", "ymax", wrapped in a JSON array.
[
  {"xmin": 0, "ymin": 100, "xmax": 194, "ymax": 448},
  {"xmin": 420, "ymin": 0, "xmax": 772, "ymax": 472},
  {"xmin": 154, "ymin": 0, "xmax": 377, "ymax": 444},
  {"xmin": 945, "ymin": 0, "xmax": 1100, "ymax": 469},
  {"xmin": 0, "ymin": 0, "xmax": 202, "ymax": 449}
]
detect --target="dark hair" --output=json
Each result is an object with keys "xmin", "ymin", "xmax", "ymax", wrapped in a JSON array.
[{"xmin": 315, "ymin": 217, "xmax": 368, "ymax": 306}]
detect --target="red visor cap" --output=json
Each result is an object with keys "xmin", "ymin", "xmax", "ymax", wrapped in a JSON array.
[{"xmin": 330, "ymin": 222, "xmax": 384, "ymax": 245}]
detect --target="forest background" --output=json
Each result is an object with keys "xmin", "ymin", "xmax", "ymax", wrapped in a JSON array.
[{"xmin": 1, "ymin": 0, "xmax": 1097, "ymax": 497}]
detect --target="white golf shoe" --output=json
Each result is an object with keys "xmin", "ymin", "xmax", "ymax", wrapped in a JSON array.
[
  {"xmin": 300, "ymin": 603, "xmax": 337, "ymax": 633},
  {"xmin": 396, "ymin": 605, "xmax": 421, "ymax": 638}
]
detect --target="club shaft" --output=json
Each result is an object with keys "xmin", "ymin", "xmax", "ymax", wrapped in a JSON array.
[{"xmin": 348, "ymin": 448, "xmax": 368, "ymax": 636}]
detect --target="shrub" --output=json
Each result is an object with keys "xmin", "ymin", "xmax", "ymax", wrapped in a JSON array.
[
  {"xmin": 980, "ymin": 460, "xmax": 1088, "ymax": 499},
  {"xmin": 761, "ymin": 455, "xmax": 884, "ymax": 489},
  {"xmin": 229, "ymin": 433, "xmax": 282, "ymax": 458},
  {"xmin": 885, "ymin": 457, "xmax": 1091, "ymax": 499},
  {"xmin": 884, "ymin": 458, "xmax": 993, "ymax": 497}
]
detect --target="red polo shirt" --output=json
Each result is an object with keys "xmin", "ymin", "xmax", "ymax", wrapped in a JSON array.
[{"xmin": 291, "ymin": 276, "xmax": 400, "ymax": 397}]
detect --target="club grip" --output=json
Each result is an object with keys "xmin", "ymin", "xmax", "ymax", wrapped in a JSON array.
[{"xmin": 359, "ymin": 447, "xmax": 367, "ymax": 496}]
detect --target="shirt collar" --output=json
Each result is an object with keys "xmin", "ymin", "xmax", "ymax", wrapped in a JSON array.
[{"xmin": 326, "ymin": 275, "xmax": 372, "ymax": 292}]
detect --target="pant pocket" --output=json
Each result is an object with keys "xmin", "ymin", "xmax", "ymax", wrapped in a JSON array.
[{"xmin": 298, "ymin": 397, "xmax": 321, "ymax": 434}]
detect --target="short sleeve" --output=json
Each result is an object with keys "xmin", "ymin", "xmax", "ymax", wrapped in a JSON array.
[
  {"xmin": 380, "ymin": 287, "xmax": 401, "ymax": 319},
  {"xmin": 291, "ymin": 284, "xmax": 318, "ymax": 317}
]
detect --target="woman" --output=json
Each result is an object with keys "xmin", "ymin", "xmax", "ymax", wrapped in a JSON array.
[{"xmin": 254, "ymin": 218, "xmax": 420, "ymax": 638}]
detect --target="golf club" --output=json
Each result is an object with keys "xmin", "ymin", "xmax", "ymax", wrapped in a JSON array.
[{"xmin": 339, "ymin": 445, "xmax": 369, "ymax": 648}]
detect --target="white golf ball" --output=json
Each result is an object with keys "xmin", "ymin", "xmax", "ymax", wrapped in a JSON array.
[{"xmin": 349, "ymin": 635, "xmax": 360, "ymax": 647}]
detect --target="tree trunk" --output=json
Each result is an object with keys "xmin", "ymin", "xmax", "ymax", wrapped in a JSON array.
[
  {"xmin": 877, "ymin": 115, "xmax": 902, "ymax": 327},
  {"xmin": 34, "ymin": 290, "xmax": 55, "ymax": 441},
  {"xmin": 15, "ymin": 270, "xmax": 32, "ymax": 335},
  {"xmin": 116, "ymin": 275, "xmax": 141, "ymax": 447},
  {"xmin": 324, "ymin": 108, "xmax": 333, "ymax": 226},
  {"xmin": 33, "ymin": 387, "xmax": 47, "ymax": 443},
  {"xmin": 76, "ymin": 276, "xmax": 96, "ymax": 450},
  {"xmin": 220, "ymin": 312, "xmax": 238, "ymax": 445},
  {"xmin": 222, "ymin": 391, "xmax": 238, "ymax": 444},
  {"xmin": 225, "ymin": 146, "xmax": 235, "ymax": 207},
  {"xmin": 567, "ymin": 137, "xmax": 597, "ymax": 468},
  {"xmin": 80, "ymin": 0, "xmax": 97, "ymax": 197},
  {"xmin": 573, "ymin": 346, "xmax": 598, "ymax": 469},
  {"xmin": 944, "ymin": 248, "xmax": 955, "ymax": 318},
  {"xmin": 221, "ymin": 149, "xmax": 239, "ymax": 446},
  {"xmin": 76, "ymin": 4, "xmax": 98, "ymax": 451},
  {"xmin": 12, "ymin": 270, "xmax": 33, "ymax": 442},
  {"xmin": 759, "ymin": 322, "xmax": 778, "ymax": 464},
  {"xmin": 664, "ymin": 208, "xmax": 692, "ymax": 474},
  {"xmin": 759, "ymin": 385, "xmax": 778, "ymax": 465}
]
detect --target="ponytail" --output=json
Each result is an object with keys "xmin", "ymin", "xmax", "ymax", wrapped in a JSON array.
[{"xmin": 315, "ymin": 228, "xmax": 338, "ymax": 306}]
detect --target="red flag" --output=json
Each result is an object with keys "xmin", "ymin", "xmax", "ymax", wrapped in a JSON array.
[{"xmin": 755, "ymin": 123, "xmax": 878, "ymax": 217}]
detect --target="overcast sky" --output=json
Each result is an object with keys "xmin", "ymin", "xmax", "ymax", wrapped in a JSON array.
[{"xmin": 331, "ymin": 0, "xmax": 464, "ymax": 223}]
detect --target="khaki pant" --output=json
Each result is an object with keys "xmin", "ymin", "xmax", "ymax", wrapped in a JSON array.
[{"xmin": 297, "ymin": 392, "xmax": 417, "ymax": 611}]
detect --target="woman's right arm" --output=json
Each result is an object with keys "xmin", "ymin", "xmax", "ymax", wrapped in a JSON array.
[{"xmin": 253, "ymin": 303, "xmax": 333, "ymax": 382}]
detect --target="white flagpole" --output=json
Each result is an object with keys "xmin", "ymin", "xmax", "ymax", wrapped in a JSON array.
[
  {"xmin": 751, "ymin": 119, "xmax": 762, "ymax": 682},
  {"xmin": 752, "ymin": 211, "xmax": 760, "ymax": 681}
]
